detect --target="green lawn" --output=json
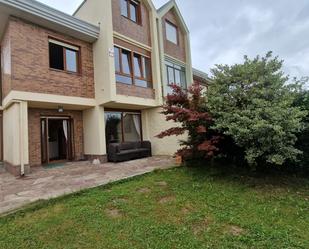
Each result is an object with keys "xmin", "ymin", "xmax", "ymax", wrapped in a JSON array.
[{"xmin": 1, "ymin": 166, "xmax": 308, "ymax": 249}]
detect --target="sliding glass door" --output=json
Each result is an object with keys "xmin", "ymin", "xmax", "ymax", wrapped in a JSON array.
[
  {"xmin": 105, "ymin": 110, "xmax": 142, "ymax": 147},
  {"xmin": 105, "ymin": 112, "xmax": 122, "ymax": 144}
]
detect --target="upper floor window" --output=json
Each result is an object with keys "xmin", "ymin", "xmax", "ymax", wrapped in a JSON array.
[
  {"xmin": 49, "ymin": 39, "xmax": 80, "ymax": 74},
  {"xmin": 114, "ymin": 46, "xmax": 152, "ymax": 88},
  {"xmin": 165, "ymin": 60, "xmax": 186, "ymax": 94},
  {"xmin": 120, "ymin": 0, "xmax": 141, "ymax": 24},
  {"xmin": 165, "ymin": 21, "xmax": 178, "ymax": 44}
]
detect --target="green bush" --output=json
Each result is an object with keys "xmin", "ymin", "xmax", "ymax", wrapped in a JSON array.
[
  {"xmin": 293, "ymin": 90, "xmax": 309, "ymax": 170},
  {"xmin": 207, "ymin": 52, "xmax": 307, "ymax": 168}
]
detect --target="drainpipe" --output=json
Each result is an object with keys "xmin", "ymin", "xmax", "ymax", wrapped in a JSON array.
[{"xmin": 18, "ymin": 101, "xmax": 25, "ymax": 176}]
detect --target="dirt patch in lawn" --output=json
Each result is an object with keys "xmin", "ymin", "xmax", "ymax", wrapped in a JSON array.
[
  {"xmin": 181, "ymin": 204, "xmax": 195, "ymax": 215},
  {"xmin": 137, "ymin": 188, "xmax": 151, "ymax": 194},
  {"xmin": 159, "ymin": 196, "xmax": 176, "ymax": 204},
  {"xmin": 155, "ymin": 181, "xmax": 168, "ymax": 187},
  {"xmin": 105, "ymin": 208, "xmax": 123, "ymax": 219},
  {"xmin": 112, "ymin": 198, "xmax": 128, "ymax": 204},
  {"xmin": 192, "ymin": 217, "xmax": 211, "ymax": 236},
  {"xmin": 225, "ymin": 225, "xmax": 245, "ymax": 236}
]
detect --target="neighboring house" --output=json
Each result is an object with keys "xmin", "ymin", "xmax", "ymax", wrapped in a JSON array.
[{"xmin": 0, "ymin": 0, "xmax": 209, "ymax": 176}]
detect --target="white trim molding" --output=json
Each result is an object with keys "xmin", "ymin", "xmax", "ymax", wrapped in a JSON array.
[
  {"xmin": 113, "ymin": 31, "xmax": 152, "ymax": 51},
  {"xmin": 3, "ymin": 91, "xmax": 96, "ymax": 110},
  {"xmin": 164, "ymin": 54, "xmax": 186, "ymax": 66}
]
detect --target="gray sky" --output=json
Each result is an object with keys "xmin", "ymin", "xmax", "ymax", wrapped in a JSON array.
[{"xmin": 38, "ymin": 0, "xmax": 309, "ymax": 79}]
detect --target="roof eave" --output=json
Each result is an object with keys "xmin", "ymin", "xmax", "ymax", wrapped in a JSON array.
[{"xmin": 0, "ymin": 0, "xmax": 100, "ymax": 42}]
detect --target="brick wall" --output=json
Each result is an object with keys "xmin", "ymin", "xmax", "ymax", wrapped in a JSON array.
[
  {"xmin": 28, "ymin": 108, "xmax": 84, "ymax": 166},
  {"xmin": 1, "ymin": 25, "xmax": 12, "ymax": 99},
  {"xmin": 116, "ymin": 83, "xmax": 155, "ymax": 99},
  {"xmin": 163, "ymin": 10, "xmax": 186, "ymax": 62},
  {"xmin": 112, "ymin": 0, "xmax": 152, "ymax": 46},
  {"xmin": 2, "ymin": 17, "xmax": 95, "ymax": 99}
]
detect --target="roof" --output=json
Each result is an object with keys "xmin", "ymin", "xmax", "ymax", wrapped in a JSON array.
[
  {"xmin": 74, "ymin": 0, "xmax": 157, "ymax": 17},
  {"xmin": 0, "ymin": 0, "xmax": 100, "ymax": 42},
  {"xmin": 193, "ymin": 68, "xmax": 211, "ymax": 84},
  {"xmin": 157, "ymin": 0, "xmax": 189, "ymax": 34},
  {"xmin": 157, "ymin": 0, "xmax": 172, "ymax": 13}
]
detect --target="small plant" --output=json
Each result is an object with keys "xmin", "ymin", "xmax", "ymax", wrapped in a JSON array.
[{"xmin": 157, "ymin": 83, "xmax": 220, "ymax": 161}]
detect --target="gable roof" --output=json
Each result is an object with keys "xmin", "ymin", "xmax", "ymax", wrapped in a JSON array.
[
  {"xmin": 193, "ymin": 68, "xmax": 212, "ymax": 85},
  {"xmin": 157, "ymin": 0, "xmax": 189, "ymax": 34}
]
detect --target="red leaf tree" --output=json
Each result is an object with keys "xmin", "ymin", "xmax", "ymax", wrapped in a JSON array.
[{"xmin": 157, "ymin": 82, "xmax": 220, "ymax": 160}]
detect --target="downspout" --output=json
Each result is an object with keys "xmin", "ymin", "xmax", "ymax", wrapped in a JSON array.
[{"xmin": 19, "ymin": 101, "xmax": 25, "ymax": 176}]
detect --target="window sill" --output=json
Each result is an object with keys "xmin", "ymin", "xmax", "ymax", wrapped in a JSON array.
[
  {"xmin": 166, "ymin": 39, "xmax": 178, "ymax": 46},
  {"xmin": 116, "ymin": 82, "xmax": 153, "ymax": 89},
  {"xmin": 49, "ymin": 68, "xmax": 81, "ymax": 76}
]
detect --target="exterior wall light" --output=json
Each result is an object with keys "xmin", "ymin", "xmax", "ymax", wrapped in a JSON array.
[{"xmin": 58, "ymin": 106, "xmax": 64, "ymax": 113}]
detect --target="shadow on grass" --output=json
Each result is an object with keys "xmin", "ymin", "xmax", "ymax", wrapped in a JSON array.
[{"xmin": 183, "ymin": 159, "xmax": 309, "ymax": 191}]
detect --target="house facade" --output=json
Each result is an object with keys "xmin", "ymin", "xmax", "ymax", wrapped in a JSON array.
[{"xmin": 0, "ymin": 0, "xmax": 208, "ymax": 176}]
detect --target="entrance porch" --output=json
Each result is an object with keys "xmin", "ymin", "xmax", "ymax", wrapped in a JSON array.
[{"xmin": 28, "ymin": 108, "xmax": 84, "ymax": 167}]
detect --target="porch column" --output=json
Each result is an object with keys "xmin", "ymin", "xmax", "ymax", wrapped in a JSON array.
[
  {"xmin": 3, "ymin": 101, "xmax": 29, "ymax": 176},
  {"xmin": 83, "ymin": 105, "xmax": 107, "ymax": 163}
]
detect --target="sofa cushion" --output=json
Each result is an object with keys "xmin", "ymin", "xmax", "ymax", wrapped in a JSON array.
[
  {"xmin": 118, "ymin": 149, "xmax": 139, "ymax": 155},
  {"xmin": 118, "ymin": 148, "xmax": 148, "ymax": 155},
  {"xmin": 119, "ymin": 143, "xmax": 135, "ymax": 151}
]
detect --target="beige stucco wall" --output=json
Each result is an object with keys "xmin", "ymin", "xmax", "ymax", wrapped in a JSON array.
[
  {"xmin": 75, "ymin": 0, "xmax": 116, "ymax": 104},
  {"xmin": 75, "ymin": 0, "xmax": 163, "ymax": 108},
  {"xmin": 3, "ymin": 101, "xmax": 29, "ymax": 166},
  {"xmin": 83, "ymin": 106, "xmax": 107, "ymax": 156},
  {"xmin": 142, "ymin": 107, "xmax": 186, "ymax": 156}
]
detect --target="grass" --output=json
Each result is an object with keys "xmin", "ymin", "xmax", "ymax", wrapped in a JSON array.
[{"xmin": 0, "ymin": 165, "xmax": 308, "ymax": 249}]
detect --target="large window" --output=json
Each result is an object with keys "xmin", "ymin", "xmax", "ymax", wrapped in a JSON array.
[
  {"xmin": 120, "ymin": 0, "xmax": 141, "ymax": 24},
  {"xmin": 49, "ymin": 39, "xmax": 79, "ymax": 73},
  {"xmin": 165, "ymin": 21, "xmax": 178, "ymax": 44},
  {"xmin": 114, "ymin": 46, "xmax": 152, "ymax": 88},
  {"xmin": 105, "ymin": 111, "xmax": 142, "ymax": 146},
  {"xmin": 165, "ymin": 61, "xmax": 187, "ymax": 94}
]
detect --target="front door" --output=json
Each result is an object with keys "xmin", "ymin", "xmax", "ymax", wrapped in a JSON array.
[{"xmin": 41, "ymin": 117, "xmax": 73, "ymax": 164}]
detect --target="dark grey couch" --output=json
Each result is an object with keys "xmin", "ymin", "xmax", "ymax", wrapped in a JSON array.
[{"xmin": 108, "ymin": 141, "xmax": 152, "ymax": 162}]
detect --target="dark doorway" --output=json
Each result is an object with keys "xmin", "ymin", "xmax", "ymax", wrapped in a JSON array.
[{"xmin": 41, "ymin": 117, "xmax": 73, "ymax": 164}]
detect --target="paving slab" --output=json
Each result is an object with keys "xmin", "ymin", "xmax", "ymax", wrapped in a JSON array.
[{"xmin": 0, "ymin": 156, "xmax": 175, "ymax": 215}]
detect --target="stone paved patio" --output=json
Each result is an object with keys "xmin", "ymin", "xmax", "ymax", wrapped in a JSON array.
[{"xmin": 0, "ymin": 156, "xmax": 175, "ymax": 215}]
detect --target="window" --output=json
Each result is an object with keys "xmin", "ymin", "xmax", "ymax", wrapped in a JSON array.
[
  {"xmin": 120, "ymin": 0, "xmax": 141, "ymax": 24},
  {"xmin": 165, "ymin": 61, "xmax": 186, "ymax": 94},
  {"xmin": 105, "ymin": 111, "xmax": 142, "ymax": 146},
  {"xmin": 49, "ymin": 39, "xmax": 79, "ymax": 73},
  {"xmin": 120, "ymin": 0, "xmax": 128, "ymax": 17},
  {"xmin": 114, "ymin": 46, "xmax": 152, "ymax": 88},
  {"xmin": 114, "ymin": 47, "xmax": 121, "ymax": 72},
  {"xmin": 166, "ymin": 21, "xmax": 178, "ymax": 44}
]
